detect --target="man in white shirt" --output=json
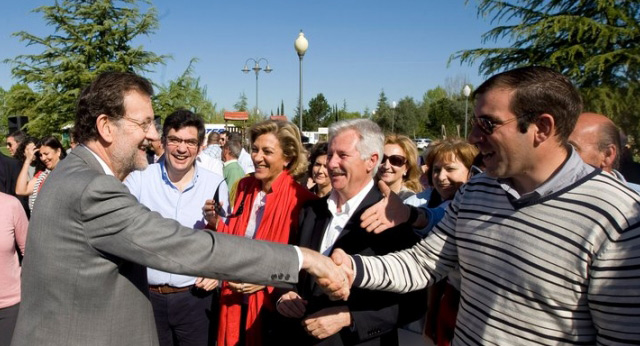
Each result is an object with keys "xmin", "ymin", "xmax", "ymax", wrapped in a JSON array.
[{"xmin": 275, "ymin": 119, "xmax": 425, "ymax": 345}]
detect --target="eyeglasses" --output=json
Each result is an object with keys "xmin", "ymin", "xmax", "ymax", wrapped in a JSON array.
[
  {"xmin": 123, "ymin": 116, "xmax": 154, "ymax": 133},
  {"xmin": 470, "ymin": 116, "xmax": 519, "ymax": 135},
  {"xmin": 381, "ymin": 154, "xmax": 407, "ymax": 167},
  {"xmin": 165, "ymin": 135, "xmax": 200, "ymax": 148}
]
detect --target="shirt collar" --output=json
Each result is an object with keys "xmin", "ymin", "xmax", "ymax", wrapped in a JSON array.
[
  {"xmin": 327, "ymin": 179, "xmax": 374, "ymax": 217},
  {"xmin": 81, "ymin": 144, "xmax": 114, "ymax": 177},
  {"xmin": 612, "ymin": 169, "xmax": 627, "ymax": 182},
  {"xmin": 159, "ymin": 159, "xmax": 198, "ymax": 191},
  {"xmin": 223, "ymin": 159, "xmax": 238, "ymax": 166},
  {"xmin": 498, "ymin": 146, "xmax": 594, "ymax": 202}
]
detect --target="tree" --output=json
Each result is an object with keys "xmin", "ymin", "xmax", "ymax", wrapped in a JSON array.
[
  {"xmin": 234, "ymin": 92, "xmax": 249, "ymax": 112},
  {"xmin": 153, "ymin": 59, "xmax": 219, "ymax": 123},
  {"xmin": 372, "ymin": 90, "xmax": 392, "ymax": 133},
  {"xmin": 452, "ymin": 0, "xmax": 640, "ymax": 146},
  {"xmin": 394, "ymin": 97, "xmax": 420, "ymax": 137},
  {"xmin": 4, "ymin": 0, "xmax": 167, "ymax": 137},
  {"xmin": 292, "ymin": 93, "xmax": 330, "ymax": 131}
]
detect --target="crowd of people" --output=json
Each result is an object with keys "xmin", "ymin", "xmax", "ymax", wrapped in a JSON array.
[{"xmin": 0, "ymin": 66, "xmax": 639, "ymax": 346}]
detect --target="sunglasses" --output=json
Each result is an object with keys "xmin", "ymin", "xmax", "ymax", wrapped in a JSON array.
[
  {"xmin": 470, "ymin": 116, "xmax": 519, "ymax": 135},
  {"xmin": 381, "ymin": 154, "xmax": 407, "ymax": 167}
]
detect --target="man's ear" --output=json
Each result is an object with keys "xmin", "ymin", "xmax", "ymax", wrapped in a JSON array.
[
  {"xmin": 96, "ymin": 114, "xmax": 116, "ymax": 144},
  {"xmin": 602, "ymin": 143, "xmax": 617, "ymax": 170},
  {"xmin": 532, "ymin": 113, "xmax": 554, "ymax": 146},
  {"xmin": 366, "ymin": 153, "xmax": 379, "ymax": 173}
]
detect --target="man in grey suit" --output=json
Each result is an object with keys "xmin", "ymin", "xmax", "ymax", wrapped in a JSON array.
[{"xmin": 11, "ymin": 72, "xmax": 347, "ymax": 346}]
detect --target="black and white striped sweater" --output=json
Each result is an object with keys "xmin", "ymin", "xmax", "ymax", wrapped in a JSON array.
[{"xmin": 353, "ymin": 170, "xmax": 640, "ymax": 345}]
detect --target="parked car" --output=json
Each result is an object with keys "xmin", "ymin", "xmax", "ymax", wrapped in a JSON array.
[{"xmin": 414, "ymin": 138, "xmax": 432, "ymax": 150}]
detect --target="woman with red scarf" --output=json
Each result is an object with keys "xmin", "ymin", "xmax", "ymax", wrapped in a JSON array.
[{"xmin": 216, "ymin": 120, "xmax": 316, "ymax": 346}]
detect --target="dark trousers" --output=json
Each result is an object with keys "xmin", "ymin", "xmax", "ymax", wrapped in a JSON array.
[
  {"xmin": 0, "ymin": 303, "xmax": 19, "ymax": 346},
  {"xmin": 150, "ymin": 288, "xmax": 216, "ymax": 346}
]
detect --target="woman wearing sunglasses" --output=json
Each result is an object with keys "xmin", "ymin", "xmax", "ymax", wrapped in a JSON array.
[
  {"xmin": 377, "ymin": 135, "xmax": 423, "ymax": 201},
  {"xmin": 422, "ymin": 138, "xmax": 478, "ymax": 346},
  {"xmin": 215, "ymin": 120, "xmax": 316, "ymax": 346}
]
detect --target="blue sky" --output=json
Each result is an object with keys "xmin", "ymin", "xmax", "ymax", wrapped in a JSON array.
[{"xmin": 0, "ymin": 0, "xmax": 507, "ymax": 117}]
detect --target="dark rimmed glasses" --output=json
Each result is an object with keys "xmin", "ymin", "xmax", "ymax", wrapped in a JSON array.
[
  {"xmin": 165, "ymin": 135, "xmax": 200, "ymax": 149},
  {"xmin": 470, "ymin": 116, "xmax": 519, "ymax": 135},
  {"xmin": 381, "ymin": 154, "xmax": 407, "ymax": 167}
]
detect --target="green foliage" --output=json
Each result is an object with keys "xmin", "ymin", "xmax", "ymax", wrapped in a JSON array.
[
  {"xmin": 233, "ymin": 92, "xmax": 249, "ymax": 112},
  {"xmin": 3, "ymin": 0, "xmax": 167, "ymax": 137},
  {"xmin": 153, "ymin": 59, "xmax": 219, "ymax": 123},
  {"xmin": 292, "ymin": 93, "xmax": 331, "ymax": 131},
  {"xmin": 452, "ymin": 0, "xmax": 640, "ymax": 145},
  {"xmin": 372, "ymin": 90, "xmax": 392, "ymax": 132}
]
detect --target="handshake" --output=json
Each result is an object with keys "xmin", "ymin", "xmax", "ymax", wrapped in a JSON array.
[{"xmin": 300, "ymin": 248, "xmax": 354, "ymax": 301}]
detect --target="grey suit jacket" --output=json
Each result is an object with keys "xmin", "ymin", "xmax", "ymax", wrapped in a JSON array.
[{"xmin": 11, "ymin": 145, "xmax": 299, "ymax": 346}]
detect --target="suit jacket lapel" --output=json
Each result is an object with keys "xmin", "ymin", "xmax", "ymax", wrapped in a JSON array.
[{"xmin": 309, "ymin": 201, "xmax": 332, "ymax": 255}]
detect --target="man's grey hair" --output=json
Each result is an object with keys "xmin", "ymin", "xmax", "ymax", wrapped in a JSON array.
[
  {"xmin": 224, "ymin": 138, "xmax": 242, "ymax": 159},
  {"xmin": 597, "ymin": 121, "xmax": 622, "ymax": 170},
  {"xmin": 329, "ymin": 118, "xmax": 384, "ymax": 176}
]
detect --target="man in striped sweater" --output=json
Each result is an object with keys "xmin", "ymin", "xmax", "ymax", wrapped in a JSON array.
[{"xmin": 327, "ymin": 66, "xmax": 640, "ymax": 345}]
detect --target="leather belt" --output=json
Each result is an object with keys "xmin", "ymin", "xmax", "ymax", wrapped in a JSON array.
[{"xmin": 149, "ymin": 284, "xmax": 192, "ymax": 294}]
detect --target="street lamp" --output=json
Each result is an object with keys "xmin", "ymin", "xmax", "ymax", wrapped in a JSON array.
[
  {"xmin": 242, "ymin": 58, "xmax": 272, "ymax": 115},
  {"xmin": 294, "ymin": 30, "xmax": 308, "ymax": 132},
  {"xmin": 463, "ymin": 85, "xmax": 471, "ymax": 138},
  {"xmin": 390, "ymin": 101, "xmax": 397, "ymax": 133}
]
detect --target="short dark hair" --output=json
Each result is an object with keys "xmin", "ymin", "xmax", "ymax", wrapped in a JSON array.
[
  {"xmin": 8, "ymin": 130, "xmax": 26, "ymax": 144},
  {"xmin": 207, "ymin": 131, "xmax": 220, "ymax": 145},
  {"xmin": 162, "ymin": 109, "xmax": 206, "ymax": 145},
  {"xmin": 228, "ymin": 131, "xmax": 243, "ymax": 142},
  {"xmin": 224, "ymin": 139, "xmax": 242, "ymax": 159},
  {"xmin": 308, "ymin": 142, "xmax": 328, "ymax": 177},
  {"xmin": 597, "ymin": 121, "xmax": 622, "ymax": 170},
  {"xmin": 74, "ymin": 72, "xmax": 154, "ymax": 144},
  {"xmin": 38, "ymin": 136, "xmax": 67, "ymax": 161},
  {"xmin": 474, "ymin": 66, "xmax": 582, "ymax": 143},
  {"xmin": 15, "ymin": 136, "xmax": 38, "ymax": 164}
]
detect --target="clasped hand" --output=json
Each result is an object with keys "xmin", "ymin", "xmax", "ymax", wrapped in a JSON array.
[{"xmin": 300, "ymin": 247, "xmax": 354, "ymax": 301}]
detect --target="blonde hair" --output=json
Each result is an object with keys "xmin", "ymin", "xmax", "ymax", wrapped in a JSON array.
[
  {"xmin": 249, "ymin": 120, "xmax": 308, "ymax": 178},
  {"xmin": 384, "ymin": 135, "xmax": 423, "ymax": 193},
  {"xmin": 425, "ymin": 138, "xmax": 479, "ymax": 186}
]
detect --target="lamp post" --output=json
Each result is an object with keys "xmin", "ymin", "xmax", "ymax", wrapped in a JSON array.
[
  {"xmin": 390, "ymin": 101, "xmax": 397, "ymax": 133},
  {"xmin": 294, "ymin": 30, "xmax": 308, "ymax": 132},
  {"xmin": 242, "ymin": 58, "xmax": 272, "ymax": 115},
  {"xmin": 463, "ymin": 85, "xmax": 471, "ymax": 138}
]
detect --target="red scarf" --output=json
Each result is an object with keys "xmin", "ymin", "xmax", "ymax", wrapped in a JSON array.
[{"xmin": 217, "ymin": 171, "xmax": 315, "ymax": 346}]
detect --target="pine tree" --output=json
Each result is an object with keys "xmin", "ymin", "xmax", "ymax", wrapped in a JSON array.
[
  {"xmin": 234, "ymin": 92, "xmax": 249, "ymax": 112},
  {"xmin": 452, "ymin": 0, "xmax": 640, "ymax": 144},
  {"xmin": 154, "ymin": 59, "xmax": 218, "ymax": 123},
  {"xmin": 5, "ymin": 0, "xmax": 166, "ymax": 137},
  {"xmin": 372, "ymin": 90, "xmax": 392, "ymax": 133}
]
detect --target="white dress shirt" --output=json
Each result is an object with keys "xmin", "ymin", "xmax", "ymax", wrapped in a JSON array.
[{"xmin": 320, "ymin": 179, "xmax": 374, "ymax": 255}]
